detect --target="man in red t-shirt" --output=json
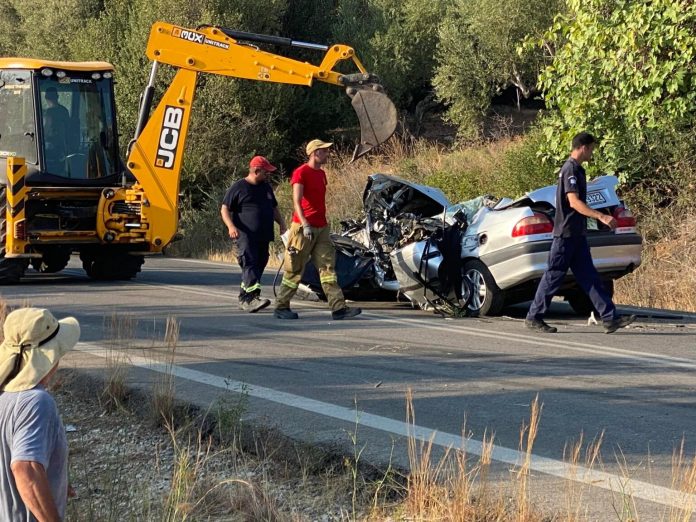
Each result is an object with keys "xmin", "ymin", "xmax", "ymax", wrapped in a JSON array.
[{"xmin": 274, "ymin": 140, "xmax": 361, "ymax": 320}]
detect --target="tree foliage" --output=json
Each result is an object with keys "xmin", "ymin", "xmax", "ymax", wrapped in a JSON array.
[
  {"xmin": 534, "ymin": 0, "xmax": 696, "ymax": 182},
  {"xmin": 365, "ymin": 0, "xmax": 447, "ymax": 107},
  {"xmin": 433, "ymin": 0, "xmax": 562, "ymax": 139}
]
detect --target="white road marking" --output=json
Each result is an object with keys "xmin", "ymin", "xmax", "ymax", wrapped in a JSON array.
[
  {"xmin": 76, "ymin": 341, "xmax": 696, "ymax": 509},
  {"xmin": 123, "ymin": 276, "xmax": 696, "ymax": 372}
]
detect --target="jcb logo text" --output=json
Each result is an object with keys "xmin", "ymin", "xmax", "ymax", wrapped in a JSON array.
[{"xmin": 155, "ymin": 106, "xmax": 184, "ymax": 170}]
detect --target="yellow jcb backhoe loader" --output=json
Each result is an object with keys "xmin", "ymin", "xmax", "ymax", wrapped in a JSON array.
[{"xmin": 0, "ymin": 21, "xmax": 397, "ymax": 282}]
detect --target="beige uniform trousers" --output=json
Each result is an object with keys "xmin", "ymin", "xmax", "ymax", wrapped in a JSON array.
[{"xmin": 275, "ymin": 222, "xmax": 346, "ymax": 312}]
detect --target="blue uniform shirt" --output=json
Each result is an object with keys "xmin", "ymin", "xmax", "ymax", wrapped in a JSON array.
[{"xmin": 553, "ymin": 157, "xmax": 587, "ymax": 238}]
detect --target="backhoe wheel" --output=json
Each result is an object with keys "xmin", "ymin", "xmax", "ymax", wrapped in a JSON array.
[
  {"xmin": 463, "ymin": 259, "xmax": 505, "ymax": 316},
  {"xmin": 82, "ymin": 252, "xmax": 144, "ymax": 281},
  {"xmin": 0, "ymin": 186, "xmax": 27, "ymax": 284},
  {"xmin": 31, "ymin": 247, "xmax": 72, "ymax": 273}
]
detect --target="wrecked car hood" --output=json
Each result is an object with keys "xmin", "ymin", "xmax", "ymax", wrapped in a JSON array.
[{"xmin": 364, "ymin": 174, "xmax": 450, "ymax": 217}]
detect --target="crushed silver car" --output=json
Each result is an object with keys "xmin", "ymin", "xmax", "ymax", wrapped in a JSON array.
[
  {"xmin": 300, "ymin": 174, "xmax": 473, "ymax": 315},
  {"xmin": 299, "ymin": 173, "xmax": 642, "ymax": 316}
]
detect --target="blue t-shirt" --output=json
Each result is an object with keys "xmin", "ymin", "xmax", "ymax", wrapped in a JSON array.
[
  {"xmin": 0, "ymin": 386, "xmax": 68, "ymax": 521},
  {"xmin": 222, "ymin": 179, "xmax": 278, "ymax": 242},
  {"xmin": 553, "ymin": 157, "xmax": 587, "ymax": 238}
]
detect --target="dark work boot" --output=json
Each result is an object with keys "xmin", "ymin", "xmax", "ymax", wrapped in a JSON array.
[
  {"xmin": 603, "ymin": 314, "xmax": 636, "ymax": 334},
  {"xmin": 331, "ymin": 307, "xmax": 362, "ymax": 320},
  {"xmin": 274, "ymin": 308, "xmax": 299, "ymax": 320},
  {"xmin": 524, "ymin": 318, "xmax": 558, "ymax": 333}
]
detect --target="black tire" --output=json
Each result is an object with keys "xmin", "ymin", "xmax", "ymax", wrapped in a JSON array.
[
  {"xmin": 566, "ymin": 280, "xmax": 615, "ymax": 316},
  {"xmin": 31, "ymin": 247, "xmax": 72, "ymax": 273},
  {"xmin": 463, "ymin": 259, "xmax": 505, "ymax": 316},
  {"xmin": 82, "ymin": 252, "xmax": 144, "ymax": 281},
  {"xmin": 0, "ymin": 186, "xmax": 26, "ymax": 284}
]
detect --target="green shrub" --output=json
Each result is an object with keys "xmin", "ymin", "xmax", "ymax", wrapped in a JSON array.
[
  {"xmin": 424, "ymin": 131, "xmax": 555, "ymax": 203},
  {"xmin": 168, "ymin": 183, "xmax": 230, "ymax": 259},
  {"xmin": 534, "ymin": 0, "xmax": 696, "ymax": 183},
  {"xmin": 493, "ymin": 129, "xmax": 557, "ymax": 198}
]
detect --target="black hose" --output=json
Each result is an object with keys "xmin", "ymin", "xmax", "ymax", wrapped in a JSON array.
[{"xmin": 272, "ymin": 259, "xmax": 283, "ymax": 298}]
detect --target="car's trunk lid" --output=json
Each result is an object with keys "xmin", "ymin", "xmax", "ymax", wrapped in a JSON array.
[{"xmin": 508, "ymin": 174, "xmax": 621, "ymax": 210}]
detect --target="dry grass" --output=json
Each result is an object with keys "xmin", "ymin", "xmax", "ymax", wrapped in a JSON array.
[
  {"xmin": 668, "ymin": 439, "xmax": 696, "ymax": 522},
  {"xmin": 151, "ymin": 316, "xmax": 180, "ymax": 427},
  {"xmin": 321, "ymin": 137, "xmax": 522, "ymax": 223},
  {"xmin": 101, "ymin": 312, "xmax": 135, "ymax": 410},
  {"xmin": 563, "ymin": 432, "xmax": 605, "ymax": 522},
  {"xmin": 516, "ymin": 395, "xmax": 543, "ymax": 522},
  {"xmin": 382, "ymin": 391, "xmax": 546, "ymax": 521},
  {"xmin": 615, "ymin": 212, "xmax": 696, "ymax": 312}
]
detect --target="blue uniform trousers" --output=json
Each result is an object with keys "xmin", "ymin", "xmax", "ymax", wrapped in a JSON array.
[
  {"xmin": 236, "ymin": 234, "xmax": 270, "ymax": 302},
  {"xmin": 527, "ymin": 235, "xmax": 615, "ymax": 321}
]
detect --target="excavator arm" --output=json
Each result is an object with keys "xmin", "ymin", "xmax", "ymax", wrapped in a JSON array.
[{"xmin": 102, "ymin": 21, "xmax": 396, "ymax": 252}]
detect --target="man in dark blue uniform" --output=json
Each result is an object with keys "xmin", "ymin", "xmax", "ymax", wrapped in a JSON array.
[
  {"xmin": 525, "ymin": 132, "xmax": 635, "ymax": 334},
  {"xmin": 221, "ymin": 156, "xmax": 287, "ymax": 312}
]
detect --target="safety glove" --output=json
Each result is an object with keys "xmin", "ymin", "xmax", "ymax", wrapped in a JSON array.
[{"xmin": 302, "ymin": 225, "xmax": 314, "ymax": 241}]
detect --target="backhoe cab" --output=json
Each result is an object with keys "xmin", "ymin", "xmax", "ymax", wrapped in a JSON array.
[{"xmin": 0, "ymin": 22, "xmax": 397, "ymax": 283}]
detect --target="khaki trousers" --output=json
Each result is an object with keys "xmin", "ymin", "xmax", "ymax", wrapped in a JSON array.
[{"xmin": 275, "ymin": 222, "xmax": 346, "ymax": 312}]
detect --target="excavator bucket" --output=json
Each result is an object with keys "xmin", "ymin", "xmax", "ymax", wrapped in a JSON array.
[{"xmin": 348, "ymin": 87, "xmax": 398, "ymax": 162}]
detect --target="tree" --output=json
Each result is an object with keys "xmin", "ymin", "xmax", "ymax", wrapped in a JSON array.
[
  {"xmin": 535, "ymin": 0, "xmax": 696, "ymax": 182},
  {"xmin": 6, "ymin": 0, "xmax": 101, "ymax": 59},
  {"xmin": 0, "ymin": 0, "xmax": 23, "ymax": 55},
  {"xmin": 332, "ymin": 0, "xmax": 448, "ymax": 110},
  {"xmin": 433, "ymin": 0, "xmax": 562, "ymax": 139}
]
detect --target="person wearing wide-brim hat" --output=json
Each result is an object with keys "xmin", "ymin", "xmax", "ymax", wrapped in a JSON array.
[{"xmin": 0, "ymin": 308, "xmax": 80, "ymax": 522}]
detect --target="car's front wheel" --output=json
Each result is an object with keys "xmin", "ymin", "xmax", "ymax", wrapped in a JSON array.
[{"xmin": 463, "ymin": 260, "xmax": 505, "ymax": 316}]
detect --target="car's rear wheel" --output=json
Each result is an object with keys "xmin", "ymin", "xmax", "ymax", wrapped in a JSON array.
[
  {"xmin": 463, "ymin": 260, "xmax": 505, "ymax": 316},
  {"xmin": 566, "ymin": 280, "xmax": 615, "ymax": 316}
]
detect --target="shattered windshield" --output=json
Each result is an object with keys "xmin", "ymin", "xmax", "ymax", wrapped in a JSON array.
[
  {"xmin": 0, "ymin": 70, "xmax": 37, "ymax": 163},
  {"xmin": 38, "ymin": 75, "xmax": 119, "ymax": 179}
]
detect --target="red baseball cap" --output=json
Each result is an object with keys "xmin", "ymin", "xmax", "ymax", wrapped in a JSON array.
[{"xmin": 249, "ymin": 155, "xmax": 277, "ymax": 172}]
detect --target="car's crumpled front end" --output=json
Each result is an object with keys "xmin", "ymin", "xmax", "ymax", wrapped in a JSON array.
[{"xmin": 300, "ymin": 174, "xmax": 472, "ymax": 314}]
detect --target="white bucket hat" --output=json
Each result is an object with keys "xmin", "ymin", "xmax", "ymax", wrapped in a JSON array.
[{"xmin": 0, "ymin": 308, "xmax": 80, "ymax": 392}]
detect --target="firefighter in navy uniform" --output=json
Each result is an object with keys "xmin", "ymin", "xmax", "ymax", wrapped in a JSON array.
[
  {"xmin": 525, "ymin": 132, "xmax": 636, "ymax": 334},
  {"xmin": 221, "ymin": 156, "xmax": 287, "ymax": 312}
]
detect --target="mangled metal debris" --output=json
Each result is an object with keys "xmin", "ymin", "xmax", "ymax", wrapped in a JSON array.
[{"xmin": 301, "ymin": 174, "xmax": 473, "ymax": 315}]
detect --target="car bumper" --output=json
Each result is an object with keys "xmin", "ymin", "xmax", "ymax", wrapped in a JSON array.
[{"xmin": 481, "ymin": 234, "xmax": 643, "ymax": 290}]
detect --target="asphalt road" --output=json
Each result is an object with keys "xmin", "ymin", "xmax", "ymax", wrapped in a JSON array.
[{"xmin": 3, "ymin": 256, "xmax": 696, "ymax": 520}]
